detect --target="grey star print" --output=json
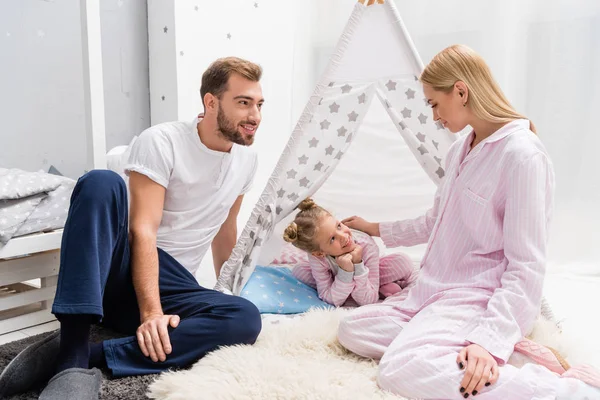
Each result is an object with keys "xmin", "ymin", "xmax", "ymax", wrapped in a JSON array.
[
  {"xmin": 436, "ymin": 167, "xmax": 445, "ymax": 179},
  {"xmin": 348, "ymin": 111, "xmax": 358, "ymax": 122},
  {"xmin": 405, "ymin": 88, "xmax": 415, "ymax": 99},
  {"xmin": 417, "ymin": 145, "xmax": 429, "ymax": 155},
  {"xmin": 434, "ymin": 156, "xmax": 442, "ymax": 165},
  {"xmin": 287, "ymin": 169, "xmax": 297, "ymax": 179},
  {"xmin": 432, "ymin": 140, "xmax": 439, "ymax": 150},
  {"xmin": 314, "ymin": 161, "xmax": 324, "ymax": 171},
  {"xmin": 335, "ymin": 151, "xmax": 344, "ymax": 160},
  {"xmin": 346, "ymin": 133, "xmax": 353, "ymax": 143},
  {"xmin": 299, "ymin": 177, "xmax": 310, "ymax": 187},
  {"xmin": 418, "ymin": 113, "xmax": 428, "ymax": 124},
  {"xmin": 329, "ymin": 102, "xmax": 340, "ymax": 113},
  {"xmin": 341, "ymin": 84, "xmax": 352, "ymax": 93},
  {"xmin": 401, "ymin": 108, "xmax": 412, "ymax": 118},
  {"xmin": 277, "ymin": 188, "xmax": 285, "ymax": 198},
  {"xmin": 337, "ymin": 126, "xmax": 348, "ymax": 137},
  {"xmin": 358, "ymin": 93, "xmax": 367, "ymax": 104},
  {"xmin": 416, "ymin": 132, "xmax": 426, "ymax": 142},
  {"xmin": 325, "ymin": 145, "xmax": 334, "ymax": 155},
  {"xmin": 386, "ymin": 80, "xmax": 397, "ymax": 91},
  {"xmin": 320, "ymin": 119, "xmax": 331, "ymax": 130},
  {"xmin": 288, "ymin": 192, "xmax": 299, "ymax": 202},
  {"xmin": 298, "ymin": 155, "xmax": 309, "ymax": 164},
  {"xmin": 435, "ymin": 121, "xmax": 444, "ymax": 130},
  {"xmin": 308, "ymin": 137, "xmax": 319, "ymax": 148},
  {"xmin": 399, "ymin": 121, "xmax": 407, "ymax": 130}
]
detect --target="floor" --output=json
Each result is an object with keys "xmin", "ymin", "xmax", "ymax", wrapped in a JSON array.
[{"xmin": 0, "ymin": 319, "xmax": 60, "ymax": 345}]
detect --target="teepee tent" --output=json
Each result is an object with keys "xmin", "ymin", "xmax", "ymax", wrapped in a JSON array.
[{"xmin": 215, "ymin": 0, "xmax": 456, "ymax": 295}]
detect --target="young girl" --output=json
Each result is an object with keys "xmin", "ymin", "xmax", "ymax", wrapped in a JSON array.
[{"xmin": 282, "ymin": 198, "xmax": 418, "ymax": 307}]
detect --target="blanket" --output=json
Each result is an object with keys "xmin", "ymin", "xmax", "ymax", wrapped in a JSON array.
[{"xmin": 0, "ymin": 168, "xmax": 75, "ymax": 245}]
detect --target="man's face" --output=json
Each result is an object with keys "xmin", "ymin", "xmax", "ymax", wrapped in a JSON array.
[{"xmin": 215, "ymin": 73, "xmax": 264, "ymax": 146}]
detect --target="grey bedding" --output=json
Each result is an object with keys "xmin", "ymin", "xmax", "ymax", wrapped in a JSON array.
[{"xmin": 0, "ymin": 168, "xmax": 75, "ymax": 245}]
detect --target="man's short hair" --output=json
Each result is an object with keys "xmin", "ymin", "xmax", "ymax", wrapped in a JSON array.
[{"xmin": 200, "ymin": 57, "xmax": 262, "ymax": 107}]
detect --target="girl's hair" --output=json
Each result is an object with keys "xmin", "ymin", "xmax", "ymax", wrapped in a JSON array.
[
  {"xmin": 420, "ymin": 44, "xmax": 536, "ymax": 134},
  {"xmin": 283, "ymin": 198, "xmax": 329, "ymax": 253}
]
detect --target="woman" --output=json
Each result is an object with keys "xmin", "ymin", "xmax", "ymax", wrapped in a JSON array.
[{"xmin": 339, "ymin": 44, "xmax": 600, "ymax": 399}]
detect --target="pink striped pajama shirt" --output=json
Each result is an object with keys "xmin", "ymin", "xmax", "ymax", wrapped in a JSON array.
[
  {"xmin": 290, "ymin": 232, "xmax": 418, "ymax": 307},
  {"xmin": 337, "ymin": 120, "xmax": 574, "ymax": 399}
]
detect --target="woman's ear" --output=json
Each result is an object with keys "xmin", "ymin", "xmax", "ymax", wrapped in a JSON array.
[{"xmin": 455, "ymin": 81, "xmax": 468, "ymax": 105}]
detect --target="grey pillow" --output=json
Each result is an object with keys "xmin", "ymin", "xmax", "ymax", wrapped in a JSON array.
[
  {"xmin": 14, "ymin": 178, "xmax": 75, "ymax": 238},
  {"xmin": 0, "ymin": 193, "xmax": 47, "ymax": 244},
  {"xmin": 0, "ymin": 168, "xmax": 62, "ymax": 200}
]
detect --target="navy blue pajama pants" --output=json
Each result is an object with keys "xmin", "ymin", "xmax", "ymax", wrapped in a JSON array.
[{"xmin": 51, "ymin": 170, "xmax": 261, "ymax": 377}]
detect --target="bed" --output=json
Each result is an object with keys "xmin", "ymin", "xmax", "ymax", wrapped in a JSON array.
[
  {"xmin": 0, "ymin": 0, "xmax": 107, "ymax": 335},
  {"xmin": 0, "ymin": 230, "xmax": 62, "ymax": 335}
]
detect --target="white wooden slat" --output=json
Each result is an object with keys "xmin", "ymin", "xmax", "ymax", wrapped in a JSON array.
[
  {"xmin": 0, "ymin": 230, "xmax": 63, "ymax": 260},
  {"xmin": 80, "ymin": 0, "xmax": 107, "ymax": 170},
  {"xmin": 0, "ymin": 309, "xmax": 56, "ymax": 335},
  {"xmin": 41, "ymin": 275, "xmax": 59, "ymax": 309},
  {"xmin": 0, "ymin": 251, "xmax": 60, "ymax": 286},
  {"xmin": 0, "ymin": 286, "xmax": 56, "ymax": 311}
]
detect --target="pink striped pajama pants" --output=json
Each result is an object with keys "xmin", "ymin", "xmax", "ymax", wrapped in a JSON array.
[{"xmin": 338, "ymin": 289, "xmax": 564, "ymax": 399}]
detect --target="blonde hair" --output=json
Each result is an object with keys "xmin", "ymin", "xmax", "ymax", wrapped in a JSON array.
[
  {"xmin": 420, "ymin": 44, "xmax": 536, "ymax": 134},
  {"xmin": 283, "ymin": 198, "xmax": 329, "ymax": 253}
]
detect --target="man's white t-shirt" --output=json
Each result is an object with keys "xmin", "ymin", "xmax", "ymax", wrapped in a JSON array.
[{"xmin": 124, "ymin": 116, "xmax": 258, "ymax": 275}]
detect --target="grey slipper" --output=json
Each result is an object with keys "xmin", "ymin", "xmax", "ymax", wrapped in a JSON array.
[
  {"xmin": 0, "ymin": 330, "xmax": 60, "ymax": 397},
  {"xmin": 39, "ymin": 367, "xmax": 102, "ymax": 400}
]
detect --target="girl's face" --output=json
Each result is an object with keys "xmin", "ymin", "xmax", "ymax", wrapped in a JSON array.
[
  {"xmin": 312, "ymin": 214, "xmax": 356, "ymax": 257},
  {"xmin": 423, "ymin": 82, "xmax": 470, "ymax": 133}
]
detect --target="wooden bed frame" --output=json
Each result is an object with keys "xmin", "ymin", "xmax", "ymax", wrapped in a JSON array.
[
  {"xmin": 0, "ymin": 0, "xmax": 107, "ymax": 336},
  {"xmin": 0, "ymin": 230, "xmax": 63, "ymax": 335}
]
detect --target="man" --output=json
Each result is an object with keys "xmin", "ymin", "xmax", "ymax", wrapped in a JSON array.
[{"xmin": 0, "ymin": 57, "xmax": 265, "ymax": 399}]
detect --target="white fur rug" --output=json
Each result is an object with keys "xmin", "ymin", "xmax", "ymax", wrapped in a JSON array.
[{"xmin": 147, "ymin": 309, "xmax": 570, "ymax": 400}]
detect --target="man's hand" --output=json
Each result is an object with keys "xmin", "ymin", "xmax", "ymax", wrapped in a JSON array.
[
  {"xmin": 336, "ymin": 253, "xmax": 355, "ymax": 272},
  {"xmin": 457, "ymin": 344, "xmax": 499, "ymax": 397},
  {"xmin": 342, "ymin": 216, "xmax": 380, "ymax": 237},
  {"xmin": 350, "ymin": 244, "xmax": 363, "ymax": 264},
  {"xmin": 136, "ymin": 313, "xmax": 180, "ymax": 362}
]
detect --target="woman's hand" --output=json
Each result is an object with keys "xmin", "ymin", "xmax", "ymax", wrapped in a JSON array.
[
  {"xmin": 342, "ymin": 216, "xmax": 380, "ymax": 237},
  {"xmin": 457, "ymin": 344, "xmax": 499, "ymax": 397}
]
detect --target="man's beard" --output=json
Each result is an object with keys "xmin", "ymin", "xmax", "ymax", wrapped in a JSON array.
[{"xmin": 217, "ymin": 104, "xmax": 255, "ymax": 146}]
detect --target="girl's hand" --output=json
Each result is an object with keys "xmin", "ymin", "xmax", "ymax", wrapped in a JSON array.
[
  {"xmin": 336, "ymin": 253, "xmax": 355, "ymax": 272},
  {"xmin": 457, "ymin": 344, "xmax": 499, "ymax": 397},
  {"xmin": 350, "ymin": 244, "xmax": 363, "ymax": 264},
  {"xmin": 342, "ymin": 216, "xmax": 380, "ymax": 237}
]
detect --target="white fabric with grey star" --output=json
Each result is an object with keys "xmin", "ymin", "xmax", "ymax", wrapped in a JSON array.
[{"xmin": 0, "ymin": 168, "xmax": 75, "ymax": 244}]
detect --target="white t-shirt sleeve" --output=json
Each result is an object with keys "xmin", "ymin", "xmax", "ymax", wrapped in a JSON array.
[
  {"xmin": 124, "ymin": 128, "xmax": 173, "ymax": 188},
  {"xmin": 240, "ymin": 152, "xmax": 258, "ymax": 195}
]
